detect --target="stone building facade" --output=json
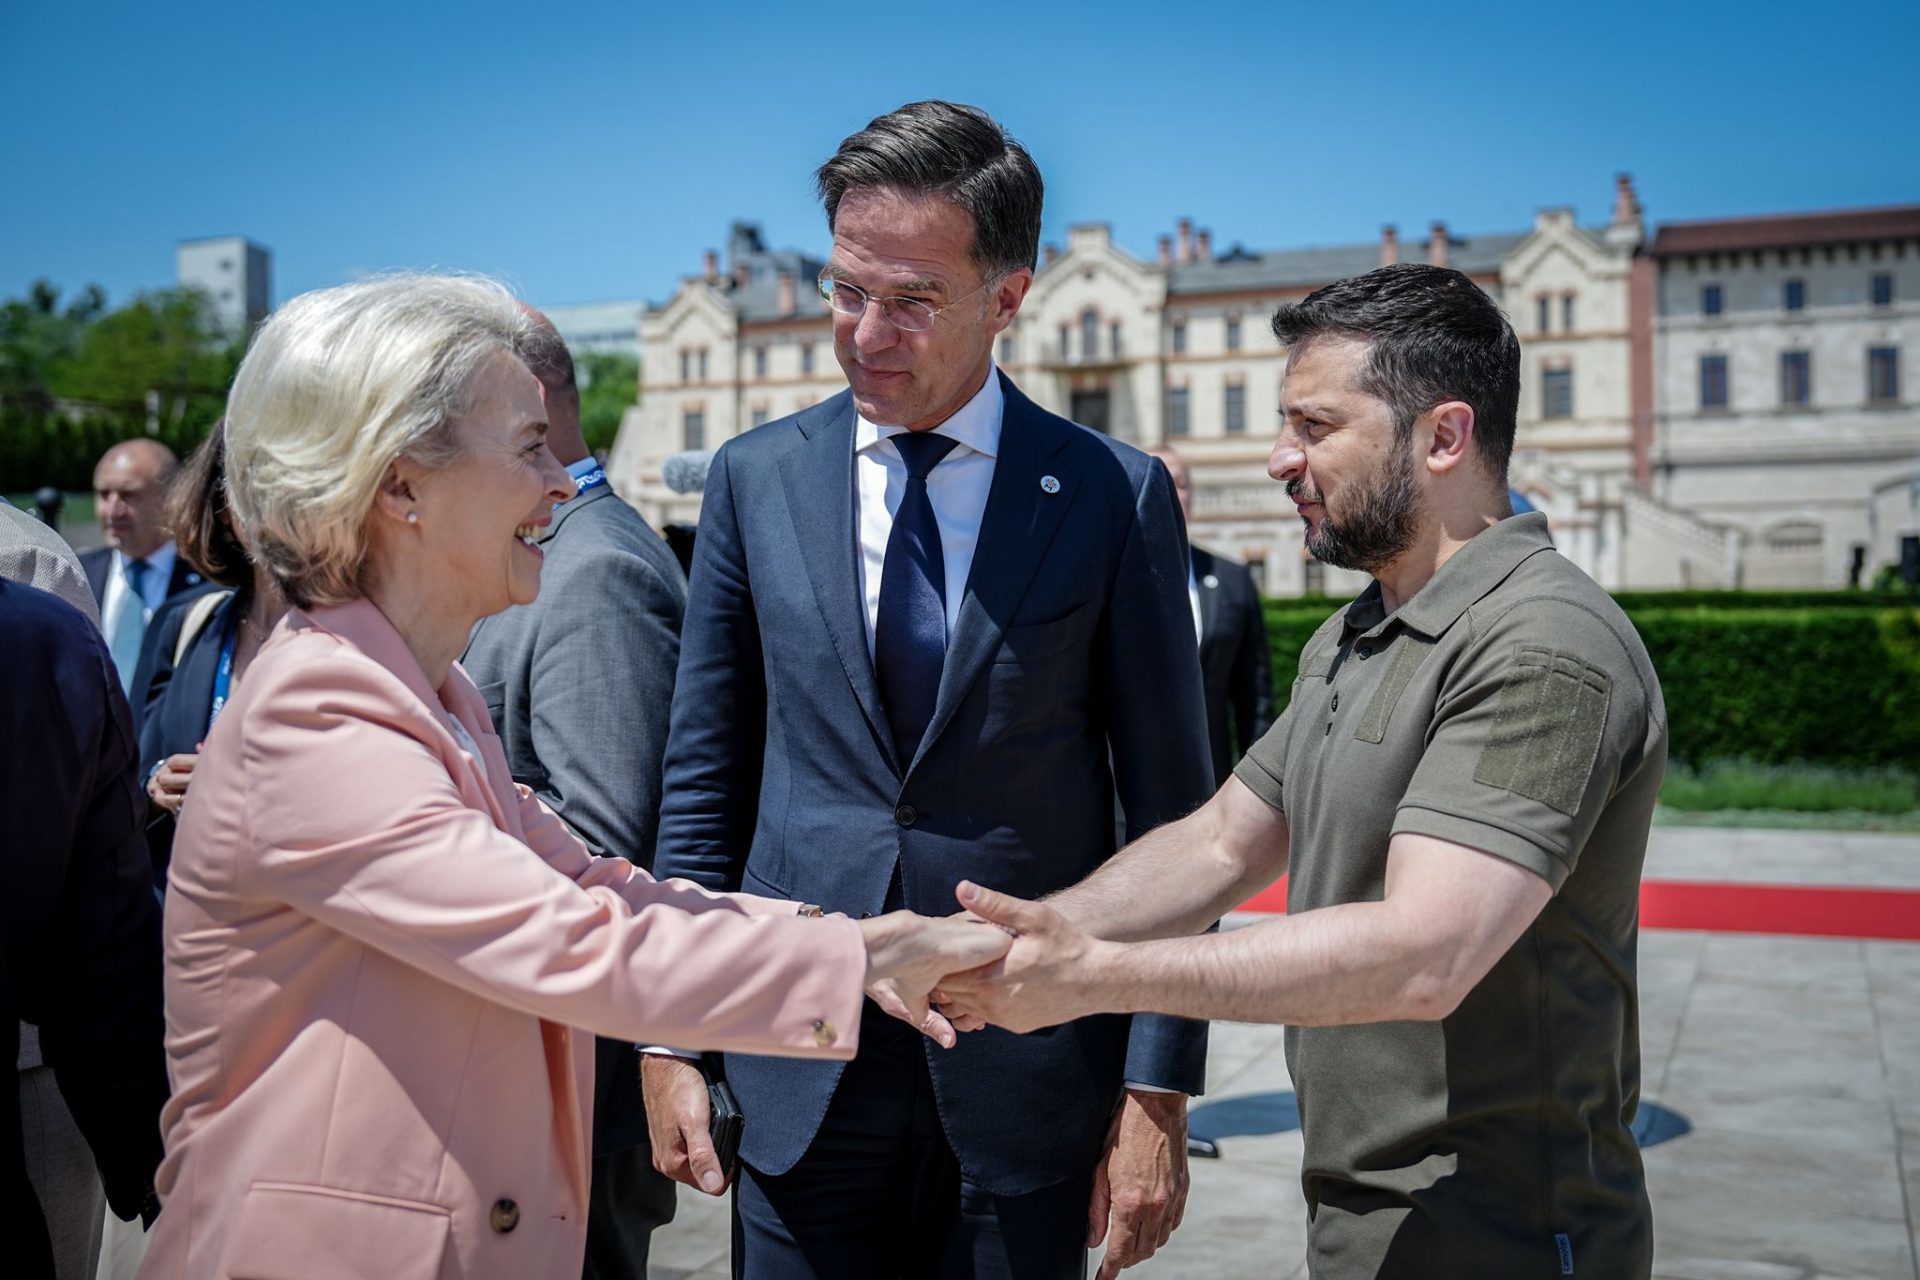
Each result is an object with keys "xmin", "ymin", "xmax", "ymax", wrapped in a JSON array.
[
  {"xmin": 609, "ymin": 190, "xmax": 1920, "ymax": 592},
  {"xmin": 1644, "ymin": 205, "xmax": 1920, "ymax": 587}
]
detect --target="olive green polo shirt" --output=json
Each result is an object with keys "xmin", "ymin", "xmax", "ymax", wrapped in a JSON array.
[{"xmin": 1234, "ymin": 513, "xmax": 1666, "ymax": 1280}]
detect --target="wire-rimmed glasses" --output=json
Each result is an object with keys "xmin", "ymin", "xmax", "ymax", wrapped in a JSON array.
[{"xmin": 815, "ymin": 272, "xmax": 1001, "ymax": 333}]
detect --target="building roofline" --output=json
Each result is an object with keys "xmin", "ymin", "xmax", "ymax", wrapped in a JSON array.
[{"xmin": 1650, "ymin": 203, "xmax": 1920, "ymax": 256}]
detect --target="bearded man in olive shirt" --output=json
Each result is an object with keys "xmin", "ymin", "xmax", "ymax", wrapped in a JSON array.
[{"xmin": 939, "ymin": 264, "xmax": 1665, "ymax": 1279}]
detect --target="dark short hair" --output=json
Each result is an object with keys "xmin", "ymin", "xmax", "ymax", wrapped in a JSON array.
[
  {"xmin": 1270, "ymin": 264, "xmax": 1521, "ymax": 482},
  {"xmin": 816, "ymin": 100, "xmax": 1043, "ymax": 276},
  {"xmin": 517, "ymin": 318, "xmax": 578, "ymax": 412},
  {"xmin": 167, "ymin": 424, "xmax": 251, "ymax": 589}
]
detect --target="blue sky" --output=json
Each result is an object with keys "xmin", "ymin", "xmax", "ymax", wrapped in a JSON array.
[{"xmin": 3, "ymin": 0, "xmax": 1914, "ymax": 313}]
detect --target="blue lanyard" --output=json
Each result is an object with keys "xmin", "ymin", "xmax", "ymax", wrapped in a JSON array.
[
  {"xmin": 570, "ymin": 463, "xmax": 608, "ymax": 499},
  {"xmin": 207, "ymin": 609, "xmax": 239, "ymax": 734}
]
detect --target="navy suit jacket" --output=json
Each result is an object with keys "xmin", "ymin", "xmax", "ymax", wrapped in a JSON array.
[
  {"xmin": 0, "ymin": 582, "xmax": 167, "ymax": 1266},
  {"xmin": 654, "ymin": 375, "xmax": 1214, "ymax": 1195},
  {"xmin": 1190, "ymin": 545, "xmax": 1275, "ymax": 787},
  {"xmin": 135, "ymin": 586, "xmax": 240, "ymax": 882}
]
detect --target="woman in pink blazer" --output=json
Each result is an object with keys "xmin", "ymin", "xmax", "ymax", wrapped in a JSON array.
[{"xmin": 138, "ymin": 275, "xmax": 1004, "ymax": 1280}]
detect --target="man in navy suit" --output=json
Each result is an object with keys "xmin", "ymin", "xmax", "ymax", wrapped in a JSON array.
[
  {"xmin": 644, "ymin": 101, "xmax": 1213, "ymax": 1280},
  {"xmin": 1147, "ymin": 447, "xmax": 1274, "ymax": 787},
  {"xmin": 79, "ymin": 439, "xmax": 203, "ymax": 693},
  {"xmin": 1, "ymin": 580, "xmax": 168, "ymax": 1279}
]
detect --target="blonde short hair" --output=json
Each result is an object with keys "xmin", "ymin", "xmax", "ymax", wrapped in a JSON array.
[{"xmin": 223, "ymin": 273, "xmax": 535, "ymax": 607}]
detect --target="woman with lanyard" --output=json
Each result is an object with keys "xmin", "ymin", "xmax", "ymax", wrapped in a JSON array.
[{"xmin": 140, "ymin": 428, "xmax": 291, "ymax": 885}]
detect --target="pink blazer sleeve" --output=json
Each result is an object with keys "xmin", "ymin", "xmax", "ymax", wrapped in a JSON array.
[
  {"xmin": 511, "ymin": 784, "xmax": 798, "ymax": 920},
  {"xmin": 234, "ymin": 648, "xmax": 866, "ymax": 1058}
]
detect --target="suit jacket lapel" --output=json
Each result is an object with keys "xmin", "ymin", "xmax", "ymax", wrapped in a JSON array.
[
  {"xmin": 779, "ymin": 394, "xmax": 902, "ymax": 774},
  {"xmin": 913, "ymin": 378, "xmax": 1078, "ymax": 773}
]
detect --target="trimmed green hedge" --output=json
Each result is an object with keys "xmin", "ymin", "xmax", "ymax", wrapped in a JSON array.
[
  {"xmin": 1609, "ymin": 589, "xmax": 1915, "ymax": 612},
  {"xmin": 1263, "ymin": 595, "xmax": 1920, "ymax": 770}
]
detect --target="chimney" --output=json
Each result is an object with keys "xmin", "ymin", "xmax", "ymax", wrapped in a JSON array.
[
  {"xmin": 1605, "ymin": 172, "xmax": 1647, "ymax": 250},
  {"xmin": 1177, "ymin": 218, "xmax": 1194, "ymax": 265},
  {"xmin": 777, "ymin": 270, "xmax": 795, "ymax": 315},
  {"xmin": 703, "ymin": 249, "xmax": 719, "ymax": 282},
  {"xmin": 1612, "ymin": 172, "xmax": 1642, "ymax": 225},
  {"xmin": 1428, "ymin": 221, "xmax": 1449, "ymax": 269},
  {"xmin": 1380, "ymin": 224, "xmax": 1399, "ymax": 267},
  {"xmin": 1195, "ymin": 228, "xmax": 1212, "ymax": 262},
  {"xmin": 1157, "ymin": 234, "xmax": 1173, "ymax": 267},
  {"xmin": 1043, "ymin": 243, "xmax": 1060, "ymax": 266}
]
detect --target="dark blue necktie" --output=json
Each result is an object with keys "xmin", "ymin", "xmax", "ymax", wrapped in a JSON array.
[{"xmin": 875, "ymin": 431, "xmax": 960, "ymax": 766}]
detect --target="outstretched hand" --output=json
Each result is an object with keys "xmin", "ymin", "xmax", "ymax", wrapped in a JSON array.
[
  {"xmin": 861, "ymin": 911, "xmax": 1011, "ymax": 1047},
  {"xmin": 931, "ymin": 880, "xmax": 1113, "ymax": 1034}
]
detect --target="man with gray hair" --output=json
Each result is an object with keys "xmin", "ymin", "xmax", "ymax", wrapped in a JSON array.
[
  {"xmin": 646, "ymin": 101, "xmax": 1212, "ymax": 1279},
  {"xmin": 462, "ymin": 310, "xmax": 685, "ymax": 1280}
]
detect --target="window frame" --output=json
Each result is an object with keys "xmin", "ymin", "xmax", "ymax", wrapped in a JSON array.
[
  {"xmin": 1165, "ymin": 386, "xmax": 1190, "ymax": 437},
  {"xmin": 1699, "ymin": 353, "xmax": 1730, "ymax": 410},
  {"xmin": 1779, "ymin": 350, "xmax": 1812, "ymax": 407},
  {"xmin": 1867, "ymin": 346, "xmax": 1901, "ymax": 405}
]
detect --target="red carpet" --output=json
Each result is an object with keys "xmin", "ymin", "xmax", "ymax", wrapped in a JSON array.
[{"xmin": 1238, "ymin": 876, "xmax": 1920, "ymax": 941}]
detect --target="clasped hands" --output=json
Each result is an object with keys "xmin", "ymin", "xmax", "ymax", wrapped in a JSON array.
[
  {"xmin": 929, "ymin": 879, "xmax": 1114, "ymax": 1036},
  {"xmin": 648, "ymin": 890, "xmax": 1183, "ymax": 1276},
  {"xmin": 852, "ymin": 883, "xmax": 1113, "ymax": 1047}
]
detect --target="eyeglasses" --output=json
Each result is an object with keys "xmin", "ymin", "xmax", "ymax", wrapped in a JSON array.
[{"xmin": 815, "ymin": 272, "xmax": 1001, "ymax": 333}]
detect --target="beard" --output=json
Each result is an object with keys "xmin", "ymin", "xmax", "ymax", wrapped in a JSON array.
[{"xmin": 1289, "ymin": 438, "xmax": 1421, "ymax": 574}]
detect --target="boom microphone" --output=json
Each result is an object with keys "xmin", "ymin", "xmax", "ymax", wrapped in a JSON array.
[{"xmin": 662, "ymin": 449, "xmax": 716, "ymax": 495}]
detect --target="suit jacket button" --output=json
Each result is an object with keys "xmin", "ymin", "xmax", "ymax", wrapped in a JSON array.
[
  {"xmin": 894, "ymin": 804, "xmax": 917, "ymax": 827},
  {"xmin": 490, "ymin": 1198, "xmax": 520, "ymax": 1234},
  {"xmin": 812, "ymin": 1019, "xmax": 836, "ymax": 1047}
]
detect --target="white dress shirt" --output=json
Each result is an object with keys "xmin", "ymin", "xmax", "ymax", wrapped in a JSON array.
[
  {"xmin": 853, "ymin": 367, "xmax": 1003, "ymax": 657},
  {"xmin": 99, "ymin": 542, "xmax": 178, "ymax": 626},
  {"xmin": 1188, "ymin": 563, "xmax": 1204, "ymax": 647},
  {"xmin": 100, "ymin": 542, "xmax": 178, "ymax": 688}
]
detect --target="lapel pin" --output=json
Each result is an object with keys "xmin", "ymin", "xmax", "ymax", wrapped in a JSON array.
[
  {"xmin": 1040, "ymin": 475, "xmax": 1061, "ymax": 494},
  {"xmin": 1202, "ymin": 574, "xmax": 1220, "ymax": 589}
]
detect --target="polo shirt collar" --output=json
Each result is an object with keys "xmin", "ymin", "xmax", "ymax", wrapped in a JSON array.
[{"xmin": 1344, "ymin": 512, "xmax": 1557, "ymax": 641}]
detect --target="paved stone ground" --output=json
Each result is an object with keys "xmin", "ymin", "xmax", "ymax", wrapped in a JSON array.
[{"xmin": 650, "ymin": 828, "xmax": 1920, "ymax": 1278}]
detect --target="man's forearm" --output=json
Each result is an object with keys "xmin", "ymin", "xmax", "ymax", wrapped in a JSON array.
[
  {"xmin": 1047, "ymin": 781, "xmax": 1287, "ymax": 944},
  {"xmin": 1085, "ymin": 899, "xmax": 1457, "ymax": 1027}
]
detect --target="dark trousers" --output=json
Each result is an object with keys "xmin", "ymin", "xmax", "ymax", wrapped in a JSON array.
[
  {"xmin": 581, "ymin": 1038, "xmax": 676, "ymax": 1280},
  {"xmin": 731, "ymin": 1005, "xmax": 1089, "ymax": 1280}
]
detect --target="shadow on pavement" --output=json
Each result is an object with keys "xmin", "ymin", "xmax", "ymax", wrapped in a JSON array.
[{"xmin": 1187, "ymin": 1091, "xmax": 1691, "ymax": 1154}]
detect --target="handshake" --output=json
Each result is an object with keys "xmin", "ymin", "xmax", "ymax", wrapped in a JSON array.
[
  {"xmin": 645, "ymin": 881, "xmax": 1114, "ymax": 1195},
  {"xmin": 859, "ymin": 879, "xmax": 1108, "ymax": 1046}
]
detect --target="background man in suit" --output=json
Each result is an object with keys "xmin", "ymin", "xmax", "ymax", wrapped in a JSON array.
[
  {"xmin": 643, "ymin": 101, "xmax": 1213, "ymax": 1280},
  {"xmin": 81, "ymin": 440, "xmax": 202, "ymax": 692},
  {"xmin": 1147, "ymin": 447, "xmax": 1274, "ymax": 786},
  {"xmin": 461, "ymin": 310, "xmax": 686, "ymax": 1280},
  {"xmin": 2, "ymin": 580, "xmax": 168, "ymax": 1280}
]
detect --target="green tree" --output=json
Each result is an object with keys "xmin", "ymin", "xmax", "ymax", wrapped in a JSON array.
[
  {"xmin": 0, "ymin": 282, "xmax": 237, "ymax": 491},
  {"xmin": 576, "ymin": 352, "xmax": 639, "ymax": 456}
]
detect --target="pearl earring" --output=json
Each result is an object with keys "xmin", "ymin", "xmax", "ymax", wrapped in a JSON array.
[{"xmin": 406, "ymin": 512, "xmax": 419, "ymax": 524}]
